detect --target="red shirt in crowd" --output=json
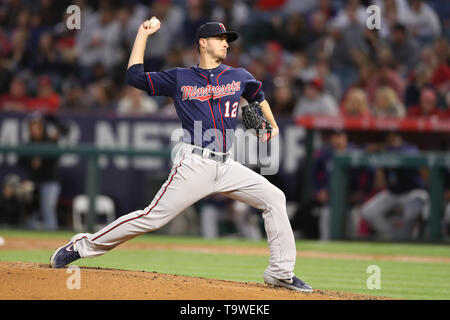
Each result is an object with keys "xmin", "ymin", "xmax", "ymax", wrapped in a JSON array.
[
  {"xmin": 26, "ymin": 94, "xmax": 61, "ymax": 113},
  {"xmin": 432, "ymin": 63, "xmax": 450, "ymax": 89},
  {"xmin": 0, "ymin": 94, "xmax": 29, "ymax": 111}
]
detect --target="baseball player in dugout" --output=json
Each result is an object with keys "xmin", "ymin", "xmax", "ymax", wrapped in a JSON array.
[{"xmin": 50, "ymin": 18, "xmax": 313, "ymax": 292}]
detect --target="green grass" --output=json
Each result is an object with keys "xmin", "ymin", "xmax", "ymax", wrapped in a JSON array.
[
  {"xmin": 2, "ymin": 229, "xmax": 450, "ymax": 256},
  {"xmin": 1, "ymin": 230, "xmax": 450, "ymax": 300}
]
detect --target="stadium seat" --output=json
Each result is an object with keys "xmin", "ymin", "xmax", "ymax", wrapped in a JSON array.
[{"xmin": 72, "ymin": 195, "xmax": 115, "ymax": 232}]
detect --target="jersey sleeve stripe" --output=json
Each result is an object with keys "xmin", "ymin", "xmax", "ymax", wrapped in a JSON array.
[
  {"xmin": 250, "ymin": 82, "xmax": 262, "ymax": 100},
  {"xmin": 146, "ymin": 72, "xmax": 156, "ymax": 95}
]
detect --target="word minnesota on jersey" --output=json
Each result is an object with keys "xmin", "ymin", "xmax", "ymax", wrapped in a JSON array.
[{"xmin": 181, "ymin": 81, "xmax": 241, "ymax": 101}]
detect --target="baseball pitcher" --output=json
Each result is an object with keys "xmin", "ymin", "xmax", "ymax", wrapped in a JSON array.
[{"xmin": 50, "ymin": 18, "xmax": 312, "ymax": 292}]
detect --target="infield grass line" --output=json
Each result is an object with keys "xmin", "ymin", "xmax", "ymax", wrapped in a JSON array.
[{"xmin": 1, "ymin": 229, "xmax": 450, "ymax": 257}]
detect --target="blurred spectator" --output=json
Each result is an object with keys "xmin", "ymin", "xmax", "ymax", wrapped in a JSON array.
[
  {"xmin": 304, "ymin": 10, "xmax": 328, "ymax": 53},
  {"xmin": 116, "ymin": 3, "xmax": 148, "ymax": 50},
  {"xmin": 329, "ymin": 0, "xmax": 366, "ymax": 30},
  {"xmin": 325, "ymin": 26, "xmax": 361, "ymax": 89},
  {"xmin": 60, "ymin": 78, "xmax": 87, "ymax": 110},
  {"xmin": 361, "ymin": 132, "xmax": 429, "ymax": 240},
  {"xmin": 0, "ymin": 56, "xmax": 13, "ymax": 95},
  {"xmin": 0, "ymin": 76, "xmax": 30, "ymax": 111},
  {"xmin": 18, "ymin": 112, "xmax": 69, "ymax": 230},
  {"xmin": 299, "ymin": 58, "xmax": 343, "ymax": 101},
  {"xmin": 389, "ymin": 23, "xmax": 420, "ymax": 73},
  {"xmin": 144, "ymin": 0, "xmax": 183, "ymax": 71},
  {"xmin": 0, "ymin": 174, "xmax": 25, "ymax": 227},
  {"xmin": 182, "ymin": 0, "xmax": 209, "ymax": 47},
  {"xmin": 340, "ymin": 87, "xmax": 370, "ymax": 117},
  {"xmin": 12, "ymin": 9, "xmax": 30, "ymax": 33},
  {"xmin": 416, "ymin": 45, "xmax": 439, "ymax": 75},
  {"xmin": 263, "ymin": 41, "xmax": 284, "ymax": 76},
  {"xmin": 375, "ymin": 64, "xmax": 406, "ymax": 104},
  {"xmin": 316, "ymin": 59, "xmax": 343, "ymax": 102},
  {"xmin": 404, "ymin": 60, "xmax": 435, "ymax": 108},
  {"xmin": 288, "ymin": 51, "xmax": 308, "ymax": 82},
  {"xmin": 117, "ymin": 87, "xmax": 159, "ymax": 116},
  {"xmin": 211, "ymin": 0, "xmax": 250, "ymax": 31},
  {"xmin": 85, "ymin": 81, "xmax": 116, "ymax": 110},
  {"xmin": 405, "ymin": 0, "xmax": 441, "ymax": 44},
  {"xmin": 373, "ymin": 86, "xmax": 406, "ymax": 118},
  {"xmin": 375, "ymin": 0, "xmax": 411, "ymax": 39},
  {"xmin": 0, "ymin": 25, "xmax": 12, "ymax": 58},
  {"xmin": 75, "ymin": 4, "xmax": 123, "ymax": 81},
  {"xmin": 9, "ymin": 28, "xmax": 31, "ymax": 71},
  {"xmin": 27, "ymin": 75, "xmax": 61, "ymax": 113},
  {"xmin": 29, "ymin": 32, "xmax": 66, "ymax": 76},
  {"xmin": 276, "ymin": 13, "xmax": 308, "ymax": 52},
  {"xmin": 407, "ymin": 86, "xmax": 440, "ymax": 117},
  {"xmin": 310, "ymin": 0, "xmax": 336, "ymax": 20},
  {"xmin": 37, "ymin": 0, "xmax": 67, "ymax": 27},
  {"xmin": 28, "ymin": 10, "xmax": 46, "ymax": 50},
  {"xmin": 353, "ymin": 63, "xmax": 405, "ymax": 106},
  {"xmin": 293, "ymin": 78, "xmax": 338, "ymax": 117},
  {"xmin": 431, "ymin": 37, "xmax": 450, "ymax": 96},
  {"xmin": 270, "ymin": 81, "xmax": 296, "ymax": 116},
  {"xmin": 360, "ymin": 29, "xmax": 388, "ymax": 66}
]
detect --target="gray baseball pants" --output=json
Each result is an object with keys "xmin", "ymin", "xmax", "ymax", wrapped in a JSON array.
[{"xmin": 73, "ymin": 143, "xmax": 296, "ymax": 280}]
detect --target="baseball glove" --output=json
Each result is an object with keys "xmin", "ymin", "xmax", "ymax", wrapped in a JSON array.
[{"xmin": 241, "ymin": 101, "xmax": 273, "ymax": 142}]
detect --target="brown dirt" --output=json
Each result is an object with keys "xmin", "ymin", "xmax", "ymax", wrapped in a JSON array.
[
  {"xmin": 0, "ymin": 261, "xmax": 391, "ymax": 300},
  {"xmin": 0, "ymin": 237, "xmax": 401, "ymax": 300}
]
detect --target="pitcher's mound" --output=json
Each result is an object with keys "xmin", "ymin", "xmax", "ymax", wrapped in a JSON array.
[{"xmin": 0, "ymin": 261, "xmax": 391, "ymax": 300}]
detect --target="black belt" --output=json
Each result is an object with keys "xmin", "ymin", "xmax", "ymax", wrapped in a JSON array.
[{"xmin": 192, "ymin": 147, "xmax": 229, "ymax": 163}]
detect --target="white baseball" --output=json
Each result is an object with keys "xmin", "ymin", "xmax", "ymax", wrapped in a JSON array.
[
  {"xmin": 0, "ymin": 236, "xmax": 5, "ymax": 246},
  {"xmin": 149, "ymin": 18, "xmax": 160, "ymax": 28}
]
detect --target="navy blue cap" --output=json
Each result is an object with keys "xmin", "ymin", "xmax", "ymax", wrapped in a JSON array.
[{"xmin": 195, "ymin": 22, "xmax": 238, "ymax": 43}]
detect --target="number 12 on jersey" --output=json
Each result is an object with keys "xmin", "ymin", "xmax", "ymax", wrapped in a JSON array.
[{"xmin": 224, "ymin": 101, "xmax": 238, "ymax": 118}]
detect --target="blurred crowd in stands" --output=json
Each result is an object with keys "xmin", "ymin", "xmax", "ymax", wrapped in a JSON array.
[{"xmin": 0, "ymin": 0, "xmax": 448, "ymax": 118}]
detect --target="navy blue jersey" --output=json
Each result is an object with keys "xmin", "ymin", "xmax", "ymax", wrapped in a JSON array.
[
  {"xmin": 384, "ymin": 143, "xmax": 425, "ymax": 194},
  {"xmin": 126, "ymin": 63, "xmax": 265, "ymax": 152}
]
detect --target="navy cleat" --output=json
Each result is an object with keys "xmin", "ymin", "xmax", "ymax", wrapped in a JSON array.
[
  {"xmin": 264, "ymin": 273, "xmax": 313, "ymax": 293},
  {"xmin": 49, "ymin": 241, "xmax": 81, "ymax": 268}
]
